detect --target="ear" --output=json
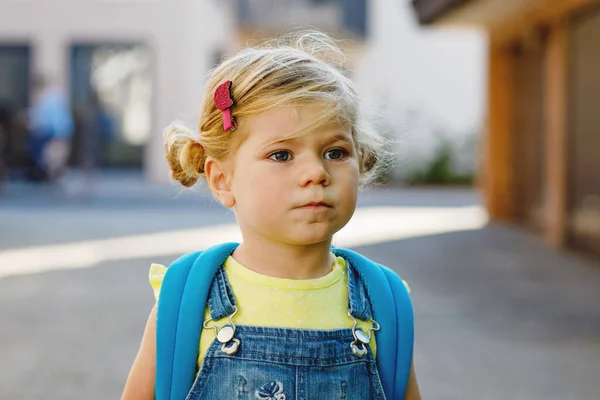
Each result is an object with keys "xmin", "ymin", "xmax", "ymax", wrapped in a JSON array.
[{"xmin": 204, "ymin": 157, "xmax": 236, "ymax": 208}]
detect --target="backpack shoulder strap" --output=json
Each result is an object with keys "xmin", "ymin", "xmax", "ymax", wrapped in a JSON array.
[
  {"xmin": 380, "ymin": 264, "xmax": 414, "ymax": 399},
  {"xmin": 156, "ymin": 242, "xmax": 240, "ymax": 400},
  {"xmin": 333, "ymin": 248, "xmax": 414, "ymax": 400},
  {"xmin": 155, "ymin": 250, "xmax": 202, "ymax": 400}
]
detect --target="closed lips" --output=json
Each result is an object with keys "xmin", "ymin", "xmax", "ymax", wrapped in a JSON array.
[{"xmin": 299, "ymin": 202, "xmax": 331, "ymax": 207}]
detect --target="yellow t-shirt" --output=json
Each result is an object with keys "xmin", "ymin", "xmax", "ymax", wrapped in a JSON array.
[{"xmin": 149, "ymin": 255, "xmax": 383, "ymax": 370}]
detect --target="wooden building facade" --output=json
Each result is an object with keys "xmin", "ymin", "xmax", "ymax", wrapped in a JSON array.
[{"xmin": 413, "ymin": 0, "xmax": 600, "ymax": 257}]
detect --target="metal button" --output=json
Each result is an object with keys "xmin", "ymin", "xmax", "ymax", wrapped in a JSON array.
[
  {"xmin": 222, "ymin": 338, "xmax": 240, "ymax": 355},
  {"xmin": 351, "ymin": 342, "xmax": 368, "ymax": 358},
  {"xmin": 217, "ymin": 325, "xmax": 235, "ymax": 343},
  {"xmin": 354, "ymin": 328, "xmax": 370, "ymax": 344}
]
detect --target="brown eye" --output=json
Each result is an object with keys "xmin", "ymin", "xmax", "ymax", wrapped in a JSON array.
[{"xmin": 268, "ymin": 151, "xmax": 292, "ymax": 162}]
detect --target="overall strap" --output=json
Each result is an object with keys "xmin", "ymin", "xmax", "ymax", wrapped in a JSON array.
[
  {"xmin": 333, "ymin": 248, "xmax": 414, "ymax": 400},
  {"xmin": 156, "ymin": 242, "xmax": 240, "ymax": 400}
]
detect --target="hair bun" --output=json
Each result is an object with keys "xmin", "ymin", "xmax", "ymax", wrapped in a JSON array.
[{"xmin": 163, "ymin": 122, "xmax": 206, "ymax": 188}]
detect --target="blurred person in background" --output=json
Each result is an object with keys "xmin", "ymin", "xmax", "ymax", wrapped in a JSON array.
[
  {"xmin": 27, "ymin": 74, "xmax": 74, "ymax": 183},
  {"xmin": 79, "ymin": 89, "xmax": 116, "ymax": 193},
  {"xmin": 0, "ymin": 104, "xmax": 10, "ymax": 192}
]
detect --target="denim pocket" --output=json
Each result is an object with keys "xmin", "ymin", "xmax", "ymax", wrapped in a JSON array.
[
  {"xmin": 186, "ymin": 357, "xmax": 384, "ymax": 400},
  {"xmin": 186, "ymin": 357, "xmax": 294, "ymax": 400},
  {"xmin": 307, "ymin": 361, "xmax": 384, "ymax": 400}
]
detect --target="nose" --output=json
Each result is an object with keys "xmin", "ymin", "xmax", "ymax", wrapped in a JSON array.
[{"xmin": 297, "ymin": 154, "xmax": 331, "ymax": 187}]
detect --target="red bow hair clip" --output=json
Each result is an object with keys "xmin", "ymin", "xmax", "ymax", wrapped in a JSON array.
[{"xmin": 214, "ymin": 80, "xmax": 236, "ymax": 131}]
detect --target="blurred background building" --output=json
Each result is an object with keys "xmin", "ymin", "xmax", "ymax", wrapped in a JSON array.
[
  {"xmin": 0, "ymin": 0, "xmax": 484, "ymax": 184},
  {"xmin": 413, "ymin": 0, "xmax": 600, "ymax": 257},
  {"xmin": 0, "ymin": 0, "xmax": 234, "ymax": 182}
]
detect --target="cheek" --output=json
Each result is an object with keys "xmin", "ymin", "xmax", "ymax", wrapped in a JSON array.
[
  {"xmin": 234, "ymin": 165, "xmax": 291, "ymax": 215},
  {"xmin": 340, "ymin": 181, "xmax": 358, "ymax": 211},
  {"xmin": 334, "ymin": 170, "xmax": 360, "ymax": 217},
  {"xmin": 335, "ymin": 163, "xmax": 360, "ymax": 195}
]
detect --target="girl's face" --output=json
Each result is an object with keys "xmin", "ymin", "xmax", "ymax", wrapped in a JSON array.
[{"xmin": 227, "ymin": 104, "xmax": 360, "ymax": 247}]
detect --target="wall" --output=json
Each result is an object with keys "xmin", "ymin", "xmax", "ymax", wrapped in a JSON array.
[
  {"xmin": 353, "ymin": 0, "xmax": 487, "ymax": 180},
  {"xmin": 0, "ymin": 0, "xmax": 234, "ymax": 181}
]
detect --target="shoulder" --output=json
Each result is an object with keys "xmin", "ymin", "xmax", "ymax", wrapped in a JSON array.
[
  {"xmin": 335, "ymin": 248, "xmax": 412, "ymax": 297},
  {"xmin": 169, "ymin": 250, "xmax": 204, "ymax": 271},
  {"xmin": 149, "ymin": 263, "xmax": 168, "ymax": 301},
  {"xmin": 147, "ymin": 250, "xmax": 204, "ymax": 300}
]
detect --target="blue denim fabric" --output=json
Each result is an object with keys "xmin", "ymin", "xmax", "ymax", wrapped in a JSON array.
[{"xmin": 187, "ymin": 260, "xmax": 386, "ymax": 400}]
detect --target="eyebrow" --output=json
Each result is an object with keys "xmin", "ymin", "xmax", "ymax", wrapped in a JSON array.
[
  {"xmin": 327, "ymin": 133, "xmax": 353, "ymax": 145},
  {"xmin": 261, "ymin": 133, "xmax": 353, "ymax": 149}
]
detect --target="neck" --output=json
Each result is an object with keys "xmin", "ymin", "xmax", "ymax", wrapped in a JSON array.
[{"xmin": 232, "ymin": 236, "xmax": 334, "ymax": 280}]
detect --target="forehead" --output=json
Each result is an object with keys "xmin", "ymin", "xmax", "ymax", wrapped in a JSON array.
[{"xmin": 244, "ymin": 104, "xmax": 349, "ymax": 144}]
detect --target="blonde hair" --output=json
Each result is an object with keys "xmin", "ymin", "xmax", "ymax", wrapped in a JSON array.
[{"xmin": 164, "ymin": 30, "xmax": 389, "ymax": 188}]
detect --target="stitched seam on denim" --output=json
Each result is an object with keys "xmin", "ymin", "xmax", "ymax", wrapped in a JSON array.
[
  {"xmin": 206, "ymin": 354, "xmax": 375, "ymax": 367},
  {"xmin": 295, "ymin": 366, "xmax": 299, "ymax": 400},
  {"xmin": 185, "ymin": 353, "xmax": 213, "ymax": 400},
  {"xmin": 234, "ymin": 330, "xmax": 352, "ymax": 336},
  {"xmin": 334, "ymin": 250, "xmax": 377, "ymax": 320},
  {"xmin": 216, "ymin": 345, "xmax": 376, "ymax": 359},
  {"xmin": 207, "ymin": 271, "xmax": 222, "ymax": 320},
  {"xmin": 232, "ymin": 332, "xmax": 355, "ymax": 340},
  {"xmin": 347, "ymin": 261, "xmax": 371, "ymax": 320},
  {"xmin": 354, "ymin": 263, "xmax": 376, "ymax": 318},
  {"xmin": 349, "ymin": 262, "xmax": 370, "ymax": 320},
  {"xmin": 216, "ymin": 268, "xmax": 230, "ymax": 314},
  {"xmin": 208, "ymin": 350, "xmax": 375, "ymax": 362},
  {"xmin": 231, "ymin": 328, "xmax": 355, "ymax": 339},
  {"xmin": 209, "ymin": 267, "xmax": 236, "ymax": 320},
  {"xmin": 368, "ymin": 360, "xmax": 387, "ymax": 399},
  {"xmin": 222, "ymin": 266, "xmax": 237, "ymax": 308},
  {"xmin": 347, "ymin": 263, "xmax": 358, "ymax": 315},
  {"xmin": 347, "ymin": 263, "xmax": 364, "ymax": 319}
]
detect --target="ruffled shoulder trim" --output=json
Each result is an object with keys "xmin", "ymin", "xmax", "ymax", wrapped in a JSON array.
[{"xmin": 149, "ymin": 263, "xmax": 168, "ymax": 300}]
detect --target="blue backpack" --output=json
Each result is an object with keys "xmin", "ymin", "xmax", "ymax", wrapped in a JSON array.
[{"xmin": 155, "ymin": 242, "xmax": 414, "ymax": 400}]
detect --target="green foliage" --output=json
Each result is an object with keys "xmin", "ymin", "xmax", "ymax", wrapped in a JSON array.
[{"xmin": 405, "ymin": 139, "xmax": 474, "ymax": 185}]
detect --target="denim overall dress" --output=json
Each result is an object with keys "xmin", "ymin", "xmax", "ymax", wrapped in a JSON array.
[{"xmin": 184, "ymin": 261, "xmax": 387, "ymax": 400}]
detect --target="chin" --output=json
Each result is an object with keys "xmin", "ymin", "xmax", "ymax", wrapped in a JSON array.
[{"xmin": 286, "ymin": 226, "xmax": 340, "ymax": 246}]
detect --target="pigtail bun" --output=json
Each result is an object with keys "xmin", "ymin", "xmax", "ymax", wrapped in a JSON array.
[{"xmin": 163, "ymin": 122, "xmax": 207, "ymax": 188}]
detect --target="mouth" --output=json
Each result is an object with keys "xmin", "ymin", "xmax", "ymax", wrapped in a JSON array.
[{"xmin": 297, "ymin": 201, "xmax": 332, "ymax": 209}]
